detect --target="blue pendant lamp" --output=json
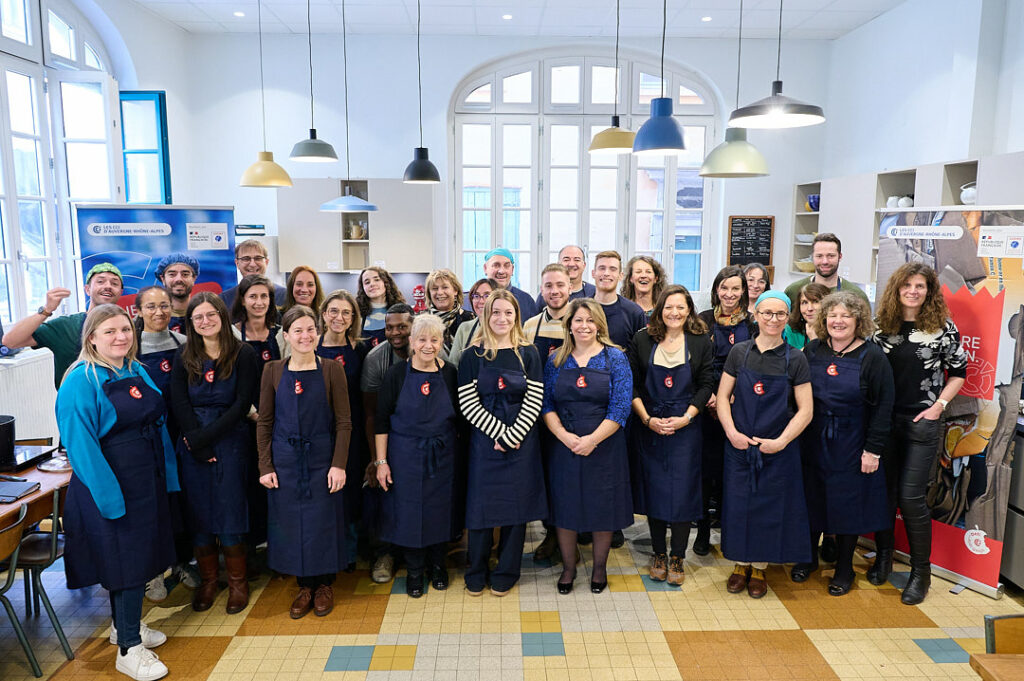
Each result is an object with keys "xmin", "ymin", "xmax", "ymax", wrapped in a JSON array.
[
  {"xmin": 403, "ymin": 0, "xmax": 440, "ymax": 183},
  {"xmin": 290, "ymin": 0, "xmax": 337, "ymax": 162},
  {"xmin": 321, "ymin": 0, "xmax": 377, "ymax": 212},
  {"xmin": 632, "ymin": 0, "xmax": 685, "ymax": 157}
]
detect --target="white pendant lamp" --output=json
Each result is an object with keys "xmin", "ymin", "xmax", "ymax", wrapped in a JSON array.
[
  {"xmin": 588, "ymin": 0, "xmax": 634, "ymax": 155},
  {"xmin": 240, "ymin": 0, "xmax": 292, "ymax": 187},
  {"xmin": 322, "ymin": 0, "xmax": 378, "ymax": 212},
  {"xmin": 700, "ymin": 0, "xmax": 769, "ymax": 177},
  {"xmin": 728, "ymin": 0, "xmax": 824, "ymax": 129},
  {"xmin": 632, "ymin": 0, "xmax": 685, "ymax": 157},
  {"xmin": 403, "ymin": 0, "xmax": 440, "ymax": 183},
  {"xmin": 290, "ymin": 0, "xmax": 338, "ymax": 162}
]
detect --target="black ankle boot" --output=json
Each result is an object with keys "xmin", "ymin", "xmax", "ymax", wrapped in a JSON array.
[
  {"xmin": 692, "ymin": 520, "xmax": 711, "ymax": 556},
  {"xmin": 866, "ymin": 548, "xmax": 893, "ymax": 586},
  {"xmin": 901, "ymin": 568, "xmax": 930, "ymax": 605}
]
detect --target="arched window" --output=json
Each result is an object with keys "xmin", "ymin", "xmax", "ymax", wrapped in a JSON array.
[{"xmin": 450, "ymin": 49, "xmax": 718, "ymax": 293}]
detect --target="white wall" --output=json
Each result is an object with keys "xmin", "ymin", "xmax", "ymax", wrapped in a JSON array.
[{"xmin": 993, "ymin": 0, "xmax": 1024, "ymax": 153}]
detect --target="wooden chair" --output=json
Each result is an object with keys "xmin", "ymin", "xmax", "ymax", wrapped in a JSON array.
[
  {"xmin": 0, "ymin": 504, "xmax": 42, "ymax": 677},
  {"xmin": 984, "ymin": 613, "xmax": 1024, "ymax": 653}
]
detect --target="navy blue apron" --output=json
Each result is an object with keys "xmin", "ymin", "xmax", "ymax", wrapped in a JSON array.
[
  {"xmin": 703, "ymin": 317, "xmax": 752, "ymax": 482},
  {"xmin": 138, "ymin": 336, "xmax": 186, "ymax": 531},
  {"xmin": 721, "ymin": 343, "xmax": 811, "ymax": 564},
  {"xmin": 547, "ymin": 348, "xmax": 633, "ymax": 532},
  {"xmin": 465, "ymin": 353, "xmax": 547, "ymax": 529},
  {"xmin": 529, "ymin": 311, "xmax": 564, "ymax": 362},
  {"xmin": 176, "ymin": 359, "xmax": 250, "ymax": 535},
  {"xmin": 241, "ymin": 324, "xmax": 281, "ymax": 394},
  {"xmin": 266, "ymin": 360, "xmax": 346, "ymax": 576},
  {"xmin": 380, "ymin": 362, "xmax": 459, "ymax": 547},
  {"xmin": 316, "ymin": 340, "xmax": 370, "ymax": 525},
  {"xmin": 168, "ymin": 315, "xmax": 187, "ymax": 336},
  {"xmin": 635, "ymin": 342, "xmax": 703, "ymax": 522},
  {"xmin": 363, "ymin": 327, "xmax": 387, "ymax": 348},
  {"xmin": 65, "ymin": 370, "xmax": 174, "ymax": 590},
  {"xmin": 804, "ymin": 348, "xmax": 889, "ymax": 535}
]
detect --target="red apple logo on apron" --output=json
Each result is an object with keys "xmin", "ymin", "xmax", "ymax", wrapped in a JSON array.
[
  {"xmin": 753, "ymin": 381, "xmax": 765, "ymax": 395},
  {"xmin": 664, "ymin": 375, "xmax": 673, "ymax": 388},
  {"xmin": 129, "ymin": 386, "xmax": 143, "ymax": 399},
  {"xmin": 371, "ymin": 337, "xmax": 380, "ymax": 347},
  {"xmin": 498, "ymin": 376, "xmax": 506, "ymax": 390},
  {"xmin": 336, "ymin": 355, "xmax": 346, "ymax": 365},
  {"xmin": 420, "ymin": 381, "xmax": 431, "ymax": 396},
  {"xmin": 160, "ymin": 359, "xmax": 171, "ymax": 373},
  {"xmin": 294, "ymin": 380, "xmax": 303, "ymax": 395},
  {"xmin": 729, "ymin": 332, "xmax": 735, "ymax": 345},
  {"xmin": 262, "ymin": 349, "xmax": 271, "ymax": 361},
  {"xmin": 548, "ymin": 345, "xmax": 557, "ymax": 356},
  {"xmin": 827, "ymin": 363, "xmax": 839, "ymax": 376},
  {"xmin": 204, "ymin": 369, "xmax": 215, "ymax": 383},
  {"xmin": 576, "ymin": 375, "xmax": 587, "ymax": 389}
]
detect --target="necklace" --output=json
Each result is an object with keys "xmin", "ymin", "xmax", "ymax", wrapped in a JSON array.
[{"xmin": 828, "ymin": 337, "xmax": 858, "ymax": 357}]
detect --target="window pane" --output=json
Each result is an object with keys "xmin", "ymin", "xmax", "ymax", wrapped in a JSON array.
[
  {"xmin": 591, "ymin": 66, "xmax": 618, "ymax": 105},
  {"xmin": 549, "ymin": 211, "xmax": 577, "ymax": 251},
  {"xmin": 23, "ymin": 260, "xmax": 50, "ymax": 311},
  {"xmin": 126, "ymin": 154, "xmax": 163, "ymax": 203},
  {"xmin": 635, "ymin": 168, "xmax": 664, "ymax": 211},
  {"xmin": 1, "ymin": 0, "xmax": 28, "ymax": 43},
  {"xmin": 510, "ymin": 251, "xmax": 530, "ymax": 291},
  {"xmin": 550, "ymin": 65, "xmax": 579, "ymax": 105},
  {"xmin": 589, "ymin": 169, "xmax": 617, "ymax": 209},
  {"xmin": 635, "ymin": 212, "xmax": 664, "ymax": 251},
  {"xmin": 6, "ymin": 71, "xmax": 36, "ymax": 135},
  {"xmin": 61, "ymin": 81, "xmax": 106, "ymax": 139},
  {"xmin": 549, "ymin": 168, "xmax": 578, "ymax": 210},
  {"xmin": 549, "ymin": 125, "xmax": 579, "ymax": 166},
  {"xmin": 588, "ymin": 211, "xmax": 616, "ymax": 253},
  {"xmin": 673, "ymin": 253, "xmax": 700, "ymax": 291},
  {"xmin": 0, "ymin": 264, "xmax": 10, "ymax": 323},
  {"xmin": 638, "ymin": 72, "xmax": 665, "ymax": 105},
  {"xmin": 503, "ymin": 210, "xmax": 530, "ymax": 250},
  {"xmin": 18, "ymin": 199, "xmax": 46, "ymax": 257},
  {"xmin": 48, "ymin": 10, "xmax": 75, "ymax": 60},
  {"xmin": 465, "ymin": 83, "xmax": 491, "ymax": 104},
  {"xmin": 462, "ymin": 211, "xmax": 490, "ymax": 250},
  {"xmin": 679, "ymin": 85, "xmax": 704, "ymax": 106},
  {"xmin": 12, "ymin": 136, "xmax": 40, "ymax": 196},
  {"xmin": 0, "ymin": 199, "xmax": 6, "ymax": 258},
  {"xmin": 674, "ymin": 211, "xmax": 703, "ymax": 250},
  {"xmin": 677, "ymin": 126, "xmax": 707, "ymax": 168},
  {"xmin": 463, "ymin": 252, "xmax": 486, "ymax": 282},
  {"xmin": 462, "ymin": 168, "xmax": 491, "ymax": 208},
  {"xmin": 502, "ymin": 168, "xmax": 531, "ymax": 209},
  {"xmin": 121, "ymin": 98, "xmax": 159, "ymax": 149},
  {"xmin": 502, "ymin": 71, "xmax": 532, "ymax": 104},
  {"xmin": 461, "ymin": 124, "xmax": 491, "ymax": 165},
  {"xmin": 502, "ymin": 125, "xmax": 531, "ymax": 166},
  {"xmin": 66, "ymin": 142, "xmax": 111, "ymax": 199},
  {"xmin": 676, "ymin": 169, "xmax": 704, "ymax": 210},
  {"xmin": 84, "ymin": 42, "xmax": 102, "ymax": 70}
]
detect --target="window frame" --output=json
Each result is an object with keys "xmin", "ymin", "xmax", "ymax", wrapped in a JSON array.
[
  {"xmin": 0, "ymin": 0, "xmax": 41, "ymax": 63},
  {"xmin": 41, "ymin": 0, "xmax": 111, "ymax": 72},
  {"xmin": 119, "ymin": 90, "xmax": 172, "ymax": 204}
]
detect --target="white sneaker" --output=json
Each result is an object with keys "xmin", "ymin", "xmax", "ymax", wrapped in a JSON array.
[
  {"xmin": 145, "ymin": 575, "xmax": 167, "ymax": 602},
  {"xmin": 109, "ymin": 621, "xmax": 168, "ymax": 649},
  {"xmin": 115, "ymin": 644, "xmax": 168, "ymax": 681},
  {"xmin": 173, "ymin": 562, "xmax": 201, "ymax": 589}
]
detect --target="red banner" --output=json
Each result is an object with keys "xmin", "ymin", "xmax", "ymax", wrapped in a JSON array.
[
  {"xmin": 942, "ymin": 285, "xmax": 1004, "ymax": 400},
  {"xmin": 892, "ymin": 512, "xmax": 1004, "ymax": 588}
]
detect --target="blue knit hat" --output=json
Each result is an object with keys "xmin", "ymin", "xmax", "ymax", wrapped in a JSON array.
[
  {"xmin": 755, "ymin": 290, "xmax": 791, "ymax": 311},
  {"xmin": 154, "ymin": 252, "xmax": 200, "ymax": 280}
]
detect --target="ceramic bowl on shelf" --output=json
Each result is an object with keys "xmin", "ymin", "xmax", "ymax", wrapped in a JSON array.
[
  {"xmin": 795, "ymin": 261, "xmax": 815, "ymax": 273},
  {"xmin": 960, "ymin": 182, "xmax": 977, "ymax": 205},
  {"xmin": 807, "ymin": 194, "xmax": 820, "ymax": 211},
  {"xmin": 795, "ymin": 234, "xmax": 814, "ymax": 244}
]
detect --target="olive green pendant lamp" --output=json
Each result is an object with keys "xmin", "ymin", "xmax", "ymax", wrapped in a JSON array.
[
  {"xmin": 588, "ymin": 0, "xmax": 634, "ymax": 155},
  {"xmin": 290, "ymin": 0, "xmax": 338, "ymax": 162},
  {"xmin": 241, "ymin": 0, "xmax": 292, "ymax": 187}
]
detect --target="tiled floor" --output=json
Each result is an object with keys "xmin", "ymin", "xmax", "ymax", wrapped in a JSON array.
[{"xmin": 2, "ymin": 521, "xmax": 1023, "ymax": 681}]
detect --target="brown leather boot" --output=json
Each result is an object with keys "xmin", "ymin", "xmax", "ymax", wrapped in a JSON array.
[
  {"xmin": 192, "ymin": 545, "xmax": 220, "ymax": 612},
  {"xmin": 222, "ymin": 544, "xmax": 250, "ymax": 614}
]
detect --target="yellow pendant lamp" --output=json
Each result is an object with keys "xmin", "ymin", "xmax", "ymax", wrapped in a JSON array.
[
  {"xmin": 588, "ymin": 0, "xmax": 634, "ymax": 155},
  {"xmin": 241, "ymin": 0, "xmax": 292, "ymax": 187}
]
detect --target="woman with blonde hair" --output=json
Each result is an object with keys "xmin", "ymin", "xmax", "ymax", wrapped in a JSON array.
[
  {"xmin": 622, "ymin": 255, "xmax": 667, "ymax": 317},
  {"xmin": 57, "ymin": 304, "xmax": 179, "ymax": 679},
  {"xmin": 282, "ymin": 266, "xmax": 325, "ymax": 320},
  {"xmin": 458, "ymin": 289, "xmax": 546, "ymax": 596},
  {"xmin": 869, "ymin": 263, "xmax": 966, "ymax": 604},
  {"xmin": 426, "ymin": 268, "xmax": 474, "ymax": 352},
  {"xmin": 542, "ymin": 299, "xmax": 633, "ymax": 594}
]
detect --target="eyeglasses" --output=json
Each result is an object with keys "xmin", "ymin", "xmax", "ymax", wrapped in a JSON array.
[
  {"xmin": 141, "ymin": 303, "xmax": 171, "ymax": 312},
  {"xmin": 191, "ymin": 312, "xmax": 220, "ymax": 323},
  {"xmin": 757, "ymin": 310, "xmax": 789, "ymax": 321},
  {"xmin": 471, "ymin": 293, "xmax": 490, "ymax": 301},
  {"xmin": 326, "ymin": 309, "xmax": 353, "ymax": 319},
  {"xmin": 237, "ymin": 256, "xmax": 267, "ymax": 264}
]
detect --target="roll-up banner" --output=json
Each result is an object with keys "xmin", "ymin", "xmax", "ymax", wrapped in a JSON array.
[
  {"xmin": 876, "ymin": 207, "xmax": 1024, "ymax": 597},
  {"xmin": 75, "ymin": 205, "xmax": 236, "ymax": 315}
]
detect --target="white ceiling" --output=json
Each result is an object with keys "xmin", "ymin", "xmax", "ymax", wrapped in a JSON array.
[{"xmin": 136, "ymin": 0, "xmax": 907, "ymax": 39}]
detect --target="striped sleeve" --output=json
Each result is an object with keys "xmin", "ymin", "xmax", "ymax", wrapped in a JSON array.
[
  {"xmin": 496, "ymin": 377, "xmax": 544, "ymax": 449},
  {"xmin": 458, "ymin": 379, "xmax": 508, "ymax": 442}
]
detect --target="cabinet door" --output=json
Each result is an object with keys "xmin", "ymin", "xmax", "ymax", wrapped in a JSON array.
[
  {"xmin": 366, "ymin": 179, "xmax": 434, "ymax": 272},
  {"xmin": 276, "ymin": 178, "xmax": 343, "ymax": 272},
  {"xmin": 818, "ymin": 173, "xmax": 876, "ymax": 284}
]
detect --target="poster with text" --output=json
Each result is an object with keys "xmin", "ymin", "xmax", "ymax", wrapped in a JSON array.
[{"xmin": 876, "ymin": 208, "xmax": 1023, "ymax": 591}]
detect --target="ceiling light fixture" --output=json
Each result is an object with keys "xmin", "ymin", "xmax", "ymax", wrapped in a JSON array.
[
  {"xmin": 700, "ymin": 0, "xmax": 769, "ymax": 177},
  {"xmin": 289, "ymin": 0, "xmax": 338, "ymax": 162},
  {"xmin": 588, "ymin": 0, "xmax": 634, "ymax": 155},
  {"xmin": 632, "ymin": 0, "xmax": 685, "ymax": 157},
  {"xmin": 502, "ymin": 14, "xmax": 512, "ymax": 21},
  {"xmin": 403, "ymin": 0, "xmax": 441, "ymax": 183},
  {"xmin": 233, "ymin": 11, "xmax": 245, "ymax": 18},
  {"xmin": 321, "ymin": 0, "xmax": 378, "ymax": 211},
  {"xmin": 240, "ymin": 0, "xmax": 292, "ymax": 188},
  {"xmin": 728, "ymin": 0, "xmax": 825, "ymax": 129},
  {"xmin": 701, "ymin": 16, "xmax": 712, "ymax": 22}
]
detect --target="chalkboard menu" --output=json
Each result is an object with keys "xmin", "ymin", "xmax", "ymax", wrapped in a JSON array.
[{"xmin": 727, "ymin": 215, "xmax": 774, "ymax": 266}]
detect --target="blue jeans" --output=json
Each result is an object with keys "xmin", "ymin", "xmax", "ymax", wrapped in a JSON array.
[
  {"xmin": 110, "ymin": 587, "xmax": 145, "ymax": 651},
  {"xmin": 192, "ymin": 533, "xmax": 243, "ymax": 548}
]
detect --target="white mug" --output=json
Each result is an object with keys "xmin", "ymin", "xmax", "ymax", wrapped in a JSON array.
[
  {"xmin": 897, "ymin": 196, "xmax": 914, "ymax": 208},
  {"xmin": 886, "ymin": 196, "xmax": 900, "ymax": 208}
]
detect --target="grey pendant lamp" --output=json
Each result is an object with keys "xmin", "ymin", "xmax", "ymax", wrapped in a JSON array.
[
  {"xmin": 240, "ymin": 0, "xmax": 292, "ymax": 187},
  {"xmin": 700, "ymin": 0, "xmax": 769, "ymax": 177},
  {"xmin": 728, "ymin": 0, "xmax": 824, "ymax": 129},
  {"xmin": 404, "ymin": 0, "xmax": 440, "ymax": 183},
  {"xmin": 588, "ymin": 0, "xmax": 634, "ymax": 155},
  {"xmin": 290, "ymin": 0, "xmax": 338, "ymax": 162},
  {"xmin": 321, "ymin": 0, "xmax": 378, "ymax": 212}
]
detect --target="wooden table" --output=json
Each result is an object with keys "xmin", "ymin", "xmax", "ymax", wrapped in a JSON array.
[
  {"xmin": 970, "ymin": 654, "xmax": 1024, "ymax": 681},
  {"xmin": 0, "ymin": 462, "xmax": 71, "ymax": 528}
]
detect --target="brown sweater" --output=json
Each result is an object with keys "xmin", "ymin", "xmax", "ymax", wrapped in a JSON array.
[{"xmin": 256, "ymin": 358, "xmax": 352, "ymax": 476}]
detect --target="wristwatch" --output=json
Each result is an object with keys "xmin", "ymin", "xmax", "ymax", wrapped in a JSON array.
[
  {"xmin": 374, "ymin": 459, "xmax": 388, "ymax": 467},
  {"xmin": 935, "ymin": 398, "xmax": 949, "ymax": 411},
  {"xmin": 37, "ymin": 306, "xmax": 52, "ymax": 318}
]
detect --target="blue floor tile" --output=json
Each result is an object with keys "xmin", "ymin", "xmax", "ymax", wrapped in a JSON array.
[
  {"xmin": 325, "ymin": 645, "xmax": 375, "ymax": 671},
  {"xmin": 913, "ymin": 638, "xmax": 969, "ymax": 664},
  {"xmin": 888, "ymin": 571, "xmax": 911, "ymax": 589},
  {"xmin": 522, "ymin": 632, "xmax": 565, "ymax": 657},
  {"xmin": 641, "ymin": 575, "xmax": 678, "ymax": 591}
]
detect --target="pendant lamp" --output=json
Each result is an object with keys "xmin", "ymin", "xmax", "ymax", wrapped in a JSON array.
[
  {"xmin": 290, "ymin": 0, "xmax": 338, "ymax": 162},
  {"xmin": 321, "ymin": 0, "xmax": 377, "ymax": 212},
  {"xmin": 700, "ymin": 0, "xmax": 768, "ymax": 177},
  {"xmin": 632, "ymin": 0, "xmax": 685, "ymax": 157},
  {"xmin": 241, "ymin": 0, "xmax": 292, "ymax": 187},
  {"xmin": 403, "ymin": 0, "xmax": 440, "ymax": 183},
  {"xmin": 728, "ymin": 0, "xmax": 824, "ymax": 129},
  {"xmin": 588, "ymin": 0, "xmax": 634, "ymax": 155}
]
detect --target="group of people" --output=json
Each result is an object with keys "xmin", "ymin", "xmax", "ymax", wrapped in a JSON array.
[{"xmin": 1, "ymin": 235, "xmax": 967, "ymax": 681}]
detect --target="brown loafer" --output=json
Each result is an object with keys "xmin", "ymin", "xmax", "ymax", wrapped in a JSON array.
[
  {"xmin": 726, "ymin": 565, "xmax": 751, "ymax": 593},
  {"xmin": 290, "ymin": 587, "xmax": 314, "ymax": 619},
  {"xmin": 747, "ymin": 568, "xmax": 768, "ymax": 599},
  {"xmin": 667, "ymin": 556, "xmax": 685, "ymax": 587},
  {"xmin": 314, "ymin": 585, "xmax": 334, "ymax": 617},
  {"xmin": 649, "ymin": 553, "xmax": 668, "ymax": 581}
]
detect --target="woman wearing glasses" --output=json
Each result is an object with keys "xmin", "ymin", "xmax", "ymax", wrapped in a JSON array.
[
  {"xmin": 448, "ymin": 277, "xmax": 498, "ymax": 367},
  {"xmin": 716, "ymin": 291, "xmax": 813, "ymax": 599}
]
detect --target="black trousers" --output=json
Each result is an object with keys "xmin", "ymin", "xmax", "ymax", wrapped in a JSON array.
[
  {"xmin": 402, "ymin": 543, "xmax": 446, "ymax": 579},
  {"xmin": 465, "ymin": 525, "xmax": 526, "ymax": 592},
  {"xmin": 297, "ymin": 574, "xmax": 335, "ymax": 589},
  {"xmin": 648, "ymin": 518, "xmax": 691, "ymax": 558},
  {"xmin": 876, "ymin": 414, "xmax": 940, "ymax": 570}
]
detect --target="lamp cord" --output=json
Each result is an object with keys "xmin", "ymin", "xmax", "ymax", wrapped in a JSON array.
[
  {"xmin": 342, "ymin": 0, "xmax": 351, "ymax": 180},
  {"xmin": 660, "ymin": 0, "xmax": 666, "ymax": 98},
  {"xmin": 417, "ymin": 0, "xmax": 423, "ymax": 147},
  {"xmin": 735, "ymin": 0, "xmax": 744, "ymax": 109},
  {"xmin": 257, "ymin": 0, "xmax": 267, "ymax": 149},
  {"xmin": 613, "ymin": 0, "xmax": 620, "ymax": 118},
  {"xmin": 776, "ymin": 0, "xmax": 783, "ymax": 81},
  {"xmin": 306, "ymin": 0, "xmax": 314, "ymax": 129}
]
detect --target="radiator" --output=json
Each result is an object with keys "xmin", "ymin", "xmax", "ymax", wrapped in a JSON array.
[{"xmin": 0, "ymin": 348, "xmax": 59, "ymax": 444}]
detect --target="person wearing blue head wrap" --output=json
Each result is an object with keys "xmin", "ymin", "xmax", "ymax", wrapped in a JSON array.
[
  {"xmin": 755, "ymin": 290, "xmax": 792, "ymax": 311},
  {"xmin": 155, "ymin": 253, "xmax": 200, "ymax": 334},
  {"xmin": 483, "ymin": 248, "xmax": 538, "ymax": 320}
]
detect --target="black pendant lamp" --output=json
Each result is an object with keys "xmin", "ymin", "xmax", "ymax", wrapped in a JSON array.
[
  {"xmin": 403, "ymin": 0, "xmax": 440, "ymax": 183},
  {"xmin": 290, "ymin": 0, "xmax": 338, "ymax": 161}
]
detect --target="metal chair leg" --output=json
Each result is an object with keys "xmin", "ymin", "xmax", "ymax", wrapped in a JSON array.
[
  {"xmin": 22, "ymin": 568, "xmax": 34, "ymax": 617},
  {"xmin": 33, "ymin": 569, "xmax": 74, "ymax": 660},
  {"xmin": 1, "ymin": 593, "xmax": 42, "ymax": 677}
]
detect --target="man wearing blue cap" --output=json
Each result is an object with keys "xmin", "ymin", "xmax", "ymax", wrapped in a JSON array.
[
  {"xmin": 2, "ymin": 263, "xmax": 124, "ymax": 388},
  {"xmin": 483, "ymin": 248, "xmax": 539, "ymax": 320},
  {"xmin": 155, "ymin": 252, "xmax": 199, "ymax": 335}
]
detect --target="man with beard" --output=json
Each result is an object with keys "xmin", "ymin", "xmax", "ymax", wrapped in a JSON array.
[
  {"xmin": 523, "ymin": 264, "xmax": 573, "ymax": 361},
  {"xmin": 221, "ymin": 239, "xmax": 287, "ymax": 310},
  {"xmin": 592, "ymin": 251, "xmax": 648, "ymax": 351},
  {"xmin": 155, "ymin": 253, "xmax": 199, "ymax": 335},
  {"xmin": 784, "ymin": 233, "xmax": 869, "ymax": 307},
  {"xmin": 482, "ymin": 248, "xmax": 538, "ymax": 320},
  {"xmin": 2, "ymin": 263, "xmax": 124, "ymax": 388},
  {"xmin": 534, "ymin": 245, "xmax": 596, "ymax": 309}
]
